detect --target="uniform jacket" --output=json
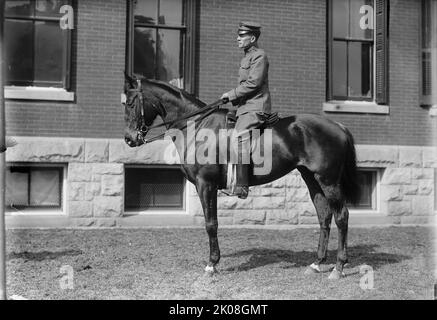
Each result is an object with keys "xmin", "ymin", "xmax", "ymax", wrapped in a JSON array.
[{"xmin": 226, "ymin": 45, "xmax": 272, "ymax": 117}]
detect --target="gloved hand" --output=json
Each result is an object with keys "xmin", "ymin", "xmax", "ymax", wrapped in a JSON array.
[{"xmin": 220, "ymin": 93, "xmax": 230, "ymax": 104}]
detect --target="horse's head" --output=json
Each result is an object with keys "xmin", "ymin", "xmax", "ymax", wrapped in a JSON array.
[{"xmin": 122, "ymin": 73, "xmax": 162, "ymax": 147}]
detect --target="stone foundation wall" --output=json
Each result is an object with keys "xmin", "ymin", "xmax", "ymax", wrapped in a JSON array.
[{"xmin": 6, "ymin": 137, "xmax": 437, "ymax": 227}]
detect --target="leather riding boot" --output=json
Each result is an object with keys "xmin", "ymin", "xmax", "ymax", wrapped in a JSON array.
[{"xmin": 234, "ymin": 164, "xmax": 250, "ymax": 199}]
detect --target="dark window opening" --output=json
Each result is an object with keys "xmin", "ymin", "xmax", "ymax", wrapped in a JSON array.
[
  {"xmin": 328, "ymin": 0, "xmax": 388, "ymax": 104},
  {"xmin": 5, "ymin": 166, "xmax": 63, "ymax": 209},
  {"xmin": 127, "ymin": 0, "xmax": 197, "ymax": 93},
  {"xmin": 4, "ymin": 0, "xmax": 72, "ymax": 88},
  {"xmin": 421, "ymin": 0, "xmax": 437, "ymax": 105},
  {"xmin": 125, "ymin": 166, "xmax": 185, "ymax": 211},
  {"xmin": 347, "ymin": 170, "xmax": 377, "ymax": 210}
]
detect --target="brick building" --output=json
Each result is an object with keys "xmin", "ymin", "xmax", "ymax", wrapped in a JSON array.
[{"xmin": 3, "ymin": 0, "xmax": 437, "ymax": 228}]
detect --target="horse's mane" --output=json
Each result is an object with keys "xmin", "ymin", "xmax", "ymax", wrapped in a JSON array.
[{"xmin": 144, "ymin": 79, "xmax": 207, "ymax": 108}]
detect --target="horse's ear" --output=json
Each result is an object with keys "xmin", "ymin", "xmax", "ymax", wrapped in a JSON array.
[{"xmin": 124, "ymin": 71, "xmax": 136, "ymax": 89}]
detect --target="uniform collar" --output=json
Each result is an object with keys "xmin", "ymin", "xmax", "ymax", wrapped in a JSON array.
[{"xmin": 244, "ymin": 44, "xmax": 258, "ymax": 55}]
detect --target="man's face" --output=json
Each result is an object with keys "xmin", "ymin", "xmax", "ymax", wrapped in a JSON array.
[{"xmin": 237, "ymin": 33, "xmax": 255, "ymax": 49}]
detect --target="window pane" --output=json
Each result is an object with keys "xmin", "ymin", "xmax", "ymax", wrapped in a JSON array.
[
  {"xmin": 34, "ymin": 21, "xmax": 65, "ymax": 84},
  {"xmin": 156, "ymin": 29, "xmax": 183, "ymax": 82},
  {"xmin": 134, "ymin": 27, "xmax": 157, "ymax": 78},
  {"xmin": 332, "ymin": 41, "xmax": 348, "ymax": 97},
  {"xmin": 134, "ymin": 0, "xmax": 158, "ymax": 25},
  {"xmin": 30, "ymin": 169, "xmax": 61, "ymax": 207},
  {"xmin": 5, "ymin": 0, "xmax": 34, "ymax": 17},
  {"xmin": 5, "ymin": 170, "xmax": 29, "ymax": 207},
  {"xmin": 348, "ymin": 42, "xmax": 372, "ymax": 98},
  {"xmin": 159, "ymin": 0, "xmax": 183, "ymax": 25},
  {"xmin": 4, "ymin": 19, "xmax": 34, "ymax": 85},
  {"xmin": 422, "ymin": 0, "xmax": 431, "ymax": 50},
  {"xmin": 422, "ymin": 51, "xmax": 432, "ymax": 96},
  {"xmin": 350, "ymin": 0, "xmax": 374, "ymax": 40},
  {"xmin": 35, "ymin": 0, "xmax": 70, "ymax": 18},
  {"xmin": 332, "ymin": 0, "xmax": 349, "ymax": 38}
]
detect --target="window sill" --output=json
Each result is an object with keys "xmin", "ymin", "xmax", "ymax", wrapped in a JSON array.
[
  {"xmin": 5, "ymin": 208, "xmax": 65, "ymax": 216},
  {"xmin": 124, "ymin": 209, "xmax": 188, "ymax": 216},
  {"xmin": 323, "ymin": 101, "xmax": 389, "ymax": 114},
  {"xmin": 4, "ymin": 86, "xmax": 75, "ymax": 102}
]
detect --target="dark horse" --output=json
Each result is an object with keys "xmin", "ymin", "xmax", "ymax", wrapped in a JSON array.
[{"xmin": 122, "ymin": 75, "xmax": 360, "ymax": 280}]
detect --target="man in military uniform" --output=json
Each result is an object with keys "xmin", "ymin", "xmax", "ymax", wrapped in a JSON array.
[{"xmin": 221, "ymin": 21, "xmax": 272, "ymax": 199}]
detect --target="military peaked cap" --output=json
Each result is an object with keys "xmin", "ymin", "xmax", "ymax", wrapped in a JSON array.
[{"xmin": 238, "ymin": 21, "xmax": 261, "ymax": 36}]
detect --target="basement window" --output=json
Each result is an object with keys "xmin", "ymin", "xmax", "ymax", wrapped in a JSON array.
[
  {"xmin": 5, "ymin": 164, "xmax": 65, "ymax": 214},
  {"xmin": 348, "ymin": 169, "xmax": 378, "ymax": 211},
  {"xmin": 125, "ymin": 166, "xmax": 186, "ymax": 213}
]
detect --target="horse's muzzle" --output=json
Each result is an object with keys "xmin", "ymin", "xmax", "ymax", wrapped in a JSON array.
[{"xmin": 124, "ymin": 132, "xmax": 144, "ymax": 148}]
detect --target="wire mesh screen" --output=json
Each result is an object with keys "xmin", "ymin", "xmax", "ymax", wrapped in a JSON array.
[{"xmin": 125, "ymin": 167, "xmax": 185, "ymax": 210}]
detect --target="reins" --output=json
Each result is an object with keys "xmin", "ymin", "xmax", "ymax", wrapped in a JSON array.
[
  {"xmin": 140, "ymin": 99, "xmax": 224, "ymax": 144},
  {"xmin": 128, "ymin": 80, "xmax": 226, "ymax": 144}
]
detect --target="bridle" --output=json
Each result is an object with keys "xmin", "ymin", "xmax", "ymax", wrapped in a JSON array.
[
  {"xmin": 126, "ymin": 80, "xmax": 164, "ymax": 143},
  {"xmin": 126, "ymin": 79, "xmax": 226, "ymax": 144}
]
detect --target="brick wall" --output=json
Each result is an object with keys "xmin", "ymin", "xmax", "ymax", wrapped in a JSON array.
[
  {"xmin": 5, "ymin": 0, "xmax": 434, "ymax": 146},
  {"xmin": 5, "ymin": 0, "xmax": 127, "ymax": 139},
  {"xmin": 197, "ymin": 0, "xmax": 433, "ymax": 147}
]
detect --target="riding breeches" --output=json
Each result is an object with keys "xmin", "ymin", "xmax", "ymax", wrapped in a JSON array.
[{"xmin": 231, "ymin": 112, "xmax": 264, "ymax": 164}]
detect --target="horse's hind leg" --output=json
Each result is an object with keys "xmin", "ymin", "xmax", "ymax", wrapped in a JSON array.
[
  {"xmin": 315, "ymin": 178, "xmax": 349, "ymax": 280},
  {"xmin": 196, "ymin": 179, "xmax": 220, "ymax": 274},
  {"xmin": 298, "ymin": 168, "xmax": 333, "ymax": 275},
  {"xmin": 329, "ymin": 201, "xmax": 349, "ymax": 280}
]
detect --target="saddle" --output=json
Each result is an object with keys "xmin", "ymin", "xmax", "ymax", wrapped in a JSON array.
[{"xmin": 225, "ymin": 110, "xmax": 280, "ymax": 130}]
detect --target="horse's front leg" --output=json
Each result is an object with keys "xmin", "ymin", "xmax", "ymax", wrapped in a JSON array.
[{"xmin": 196, "ymin": 179, "xmax": 220, "ymax": 274}]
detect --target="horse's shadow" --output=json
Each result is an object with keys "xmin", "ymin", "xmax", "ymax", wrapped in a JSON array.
[
  {"xmin": 7, "ymin": 249, "xmax": 83, "ymax": 262},
  {"xmin": 222, "ymin": 245, "xmax": 409, "ymax": 272}
]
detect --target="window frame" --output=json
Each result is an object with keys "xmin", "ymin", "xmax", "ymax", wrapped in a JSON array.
[
  {"xmin": 325, "ymin": 0, "xmax": 389, "ymax": 114},
  {"xmin": 5, "ymin": 163, "xmax": 67, "ymax": 216},
  {"xmin": 126, "ymin": 0, "xmax": 197, "ymax": 94},
  {"xmin": 327, "ymin": 0, "xmax": 375, "ymax": 102},
  {"xmin": 124, "ymin": 164, "xmax": 188, "ymax": 215},
  {"xmin": 420, "ymin": 0, "xmax": 437, "ymax": 107},
  {"xmin": 3, "ymin": 0, "xmax": 73, "ymax": 90}
]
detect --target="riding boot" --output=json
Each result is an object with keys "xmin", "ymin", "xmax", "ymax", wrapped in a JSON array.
[{"xmin": 234, "ymin": 163, "xmax": 250, "ymax": 199}]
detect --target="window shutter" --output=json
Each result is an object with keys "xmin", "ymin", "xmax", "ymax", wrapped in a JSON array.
[{"xmin": 375, "ymin": 0, "xmax": 389, "ymax": 105}]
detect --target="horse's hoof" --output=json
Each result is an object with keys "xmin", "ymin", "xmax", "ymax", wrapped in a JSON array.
[
  {"xmin": 304, "ymin": 263, "xmax": 321, "ymax": 275},
  {"xmin": 328, "ymin": 268, "xmax": 345, "ymax": 280},
  {"xmin": 204, "ymin": 265, "xmax": 217, "ymax": 274}
]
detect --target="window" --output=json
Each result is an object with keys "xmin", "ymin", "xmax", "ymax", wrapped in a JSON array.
[
  {"xmin": 421, "ymin": 0, "xmax": 437, "ymax": 106},
  {"xmin": 4, "ymin": 0, "xmax": 72, "ymax": 89},
  {"xmin": 5, "ymin": 165, "xmax": 64, "ymax": 211},
  {"xmin": 125, "ymin": 166, "xmax": 186, "ymax": 211},
  {"xmin": 327, "ymin": 0, "xmax": 388, "ymax": 105},
  {"xmin": 127, "ymin": 0, "xmax": 197, "ymax": 93},
  {"xmin": 347, "ymin": 169, "xmax": 378, "ymax": 211}
]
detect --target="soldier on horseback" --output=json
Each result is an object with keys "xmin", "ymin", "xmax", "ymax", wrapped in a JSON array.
[{"xmin": 221, "ymin": 21, "xmax": 272, "ymax": 199}]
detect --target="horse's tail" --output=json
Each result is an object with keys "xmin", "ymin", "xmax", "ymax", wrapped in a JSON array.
[{"xmin": 340, "ymin": 125, "xmax": 361, "ymax": 205}]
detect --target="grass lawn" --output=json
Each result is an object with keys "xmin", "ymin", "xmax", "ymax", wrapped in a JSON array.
[{"xmin": 5, "ymin": 226, "xmax": 435, "ymax": 300}]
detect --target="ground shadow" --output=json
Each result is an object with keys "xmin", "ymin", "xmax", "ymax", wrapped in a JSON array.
[
  {"xmin": 222, "ymin": 245, "xmax": 410, "ymax": 272},
  {"xmin": 7, "ymin": 249, "xmax": 83, "ymax": 262}
]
